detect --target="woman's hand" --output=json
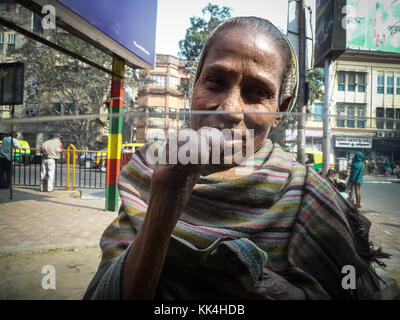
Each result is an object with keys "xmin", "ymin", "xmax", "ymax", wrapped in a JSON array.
[{"xmin": 122, "ymin": 127, "xmax": 225, "ymax": 299}]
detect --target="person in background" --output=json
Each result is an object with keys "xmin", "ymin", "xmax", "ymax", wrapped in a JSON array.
[
  {"xmin": 325, "ymin": 168, "xmax": 337, "ymax": 187},
  {"xmin": 383, "ymin": 160, "xmax": 391, "ymax": 178},
  {"xmin": 394, "ymin": 163, "xmax": 400, "ymax": 179},
  {"xmin": 348, "ymin": 152, "xmax": 365, "ymax": 209},
  {"xmin": 336, "ymin": 181, "xmax": 348, "ymax": 200},
  {"xmin": 40, "ymin": 133, "xmax": 63, "ymax": 192},
  {"xmin": 0, "ymin": 132, "xmax": 22, "ymax": 189}
]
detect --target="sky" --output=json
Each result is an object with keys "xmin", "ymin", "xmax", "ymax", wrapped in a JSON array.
[{"xmin": 155, "ymin": 0, "xmax": 291, "ymax": 57}]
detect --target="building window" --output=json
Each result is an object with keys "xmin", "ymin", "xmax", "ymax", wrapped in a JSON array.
[
  {"xmin": 357, "ymin": 106, "xmax": 366, "ymax": 128},
  {"xmin": 386, "ymin": 108, "xmax": 394, "ymax": 130},
  {"xmin": 387, "ymin": 76, "xmax": 394, "ymax": 94},
  {"xmin": 377, "ymin": 75, "xmax": 384, "ymax": 94},
  {"xmin": 397, "ymin": 76, "xmax": 400, "ymax": 95},
  {"xmin": 169, "ymin": 76, "xmax": 178, "ymax": 89},
  {"xmin": 150, "ymin": 74, "xmax": 167, "ymax": 87},
  {"xmin": 357, "ymin": 73, "xmax": 366, "ymax": 92},
  {"xmin": 338, "ymin": 71, "xmax": 346, "ymax": 91},
  {"xmin": 376, "ymin": 107, "xmax": 384, "ymax": 129},
  {"xmin": 337, "ymin": 105, "xmax": 346, "ymax": 127},
  {"xmin": 313, "ymin": 103, "xmax": 323, "ymax": 121},
  {"xmin": 53, "ymin": 102, "xmax": 61, "ymax": 113},
  {"xmin": 64, "ymin": 102, "xmax": 75, "ymax": 115},
  {"xmin": 7, "ymin": 33, "xmax": 16, "ymax": 44},
  {"xmin": 347, "ymin": 72, "xmax": 356, "ymax": 92},
  {"xmin": 396, "ymin": 109, "xmax": 400, "ymax": 130},
  {"xmin": 337, "ymin": 105, "xmax": 366, "ymax": 128},
  {"xmin": 347, "ymin": 106, "xmax": 355, "ymax": 128},
  {"xmin": 0, "ymin": 33, "xmax": 3, "ymax": 44}
]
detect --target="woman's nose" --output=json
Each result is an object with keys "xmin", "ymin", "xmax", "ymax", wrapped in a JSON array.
[{"xmin": 217, "ymin": 89, "xmax": 244, "ymax": 123}]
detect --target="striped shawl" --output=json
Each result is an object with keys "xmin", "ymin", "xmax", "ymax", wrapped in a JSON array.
[{"xmin": 84, "ymin": 140, "xmax": 387, "ymax": 300}]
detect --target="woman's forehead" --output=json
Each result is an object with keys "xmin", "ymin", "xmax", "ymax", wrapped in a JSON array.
[{"xmin": 200, "ymin": 27, "xmax": 285, "ymax": 83}]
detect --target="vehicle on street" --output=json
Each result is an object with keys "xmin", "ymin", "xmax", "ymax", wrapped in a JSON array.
[{"xmin": 79, "ymin": 143, "xmax": 143, "ymax": 171}]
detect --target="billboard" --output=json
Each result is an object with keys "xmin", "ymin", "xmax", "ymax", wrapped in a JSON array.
[
  {"xmin": 314, "ymin": 0, "xmax": 347, "ymax": 67},
  {"xmin": 345, "ymin": 0, "xmax": 400, "ymax": 54},
  {"xmin": 315, "ymin": 0, "xmax": 400, "ymax": 67},
  {"xmin": 22, "ymin": 0, "xmax": 158, "ymax": 69}
]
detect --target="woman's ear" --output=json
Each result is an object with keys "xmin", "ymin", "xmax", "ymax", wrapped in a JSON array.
[{"xmin": 271, "ymin": 93, "xmax": 293, "ymax": 130}]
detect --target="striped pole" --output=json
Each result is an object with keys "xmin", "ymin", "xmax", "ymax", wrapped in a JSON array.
[{"xmin": 105, "ymin": 59, "xmax": 125, "ymax": 211}]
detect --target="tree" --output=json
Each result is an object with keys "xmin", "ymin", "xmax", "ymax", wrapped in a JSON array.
[
  {"xmin": 13, "ymin": 31, "xmax": 140, "ymax": 149},
  {"xmin": 178, "ymin": 3, "xmax": 232, "ymax": 62},
  {"xmin": 306, "ymin": 68, "xmax": 324, "ymax": 108}
]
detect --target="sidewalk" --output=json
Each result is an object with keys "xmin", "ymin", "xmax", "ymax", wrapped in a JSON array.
[
  {"xmin": 0, "ymin": 187, "xmax": 117, "ymax": 253},
  {"xmin": 0, "ymin": 186, "xmax": 398, "ymax": 299}
]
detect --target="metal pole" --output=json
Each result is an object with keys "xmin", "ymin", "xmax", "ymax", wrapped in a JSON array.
[
  {"xmin": 105, "ymin": 58, "xmax": 125, "ymax": 211},
  {"xmin": 322, "ymin": 58, "xmax": 331, "ymax": 176},
  {"xmin": 296, "ymin": 0, "xmax": 306, "ymax": 165}
]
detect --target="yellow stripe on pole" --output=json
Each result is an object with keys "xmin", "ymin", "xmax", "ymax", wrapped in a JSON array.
[{"xmin": 108, "ymin": 133, "xmax": 122, "ymax": 160}]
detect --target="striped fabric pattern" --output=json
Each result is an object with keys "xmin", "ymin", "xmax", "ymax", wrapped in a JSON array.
[{"xmin": 96, "ymin": 139, "xmax": 382, "ymax": 299}]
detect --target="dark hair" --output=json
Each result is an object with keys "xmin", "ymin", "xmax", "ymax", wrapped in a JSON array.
[
  {"xmin": 336, "ymin": 182, "xmax": 347, "ymax": 193},
  {"xmin": 10, "ymin": 132, "xmax": 17, "ymax": 138},
  {"xmin": 195, "ymin": 17, "xmax": 296, "ymax": 105},
  {"xmin": 339, "ymin": 171, "xmax": 348, "ymax": 179},
  {"xmin": 326, "ymin": 169, "xmax": 336, "ymax": 177}
]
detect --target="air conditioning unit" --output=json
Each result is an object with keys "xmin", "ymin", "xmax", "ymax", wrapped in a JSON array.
[
  {"xmin": 376, "ymin": 131, "xmax": 385, "ymax": 138},
  {"xmin": 386, "ymin": 131, "xmax": 395, "ymax": 138}
]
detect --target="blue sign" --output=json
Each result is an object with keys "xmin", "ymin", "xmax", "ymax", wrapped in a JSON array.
[{"xmin": 57, "ymin": 0, "xmax": 157, "ymax": 67}]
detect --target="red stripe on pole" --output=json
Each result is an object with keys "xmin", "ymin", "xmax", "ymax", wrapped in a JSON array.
[{"xmin": 106, "ymin": 158, "xmax": 121, "ymax": 185}]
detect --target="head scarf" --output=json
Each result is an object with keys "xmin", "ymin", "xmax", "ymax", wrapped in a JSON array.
[{"xmin": 190, "ymin": 16, "xmax": 299, "ymax": 131}]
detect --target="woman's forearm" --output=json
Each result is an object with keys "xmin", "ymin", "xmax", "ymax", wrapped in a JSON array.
[{"xmin": 121, "ymin": 187, "xmax": 185, "ymax": 299}]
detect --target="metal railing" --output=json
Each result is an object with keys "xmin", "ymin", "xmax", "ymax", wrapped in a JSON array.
[{"xmin": 12, "ymin": 146, "xmax": 107, "ymax": 190}]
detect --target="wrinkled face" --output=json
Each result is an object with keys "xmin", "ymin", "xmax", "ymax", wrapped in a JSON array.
[{"xmin": 191, "ymin": 25, "xmax": 292, "ymax": 164}]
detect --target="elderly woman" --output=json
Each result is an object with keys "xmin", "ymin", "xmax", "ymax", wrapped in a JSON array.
[{"xmin": 84, "ymin": 17, "xmax": 388, "ymax": 300}]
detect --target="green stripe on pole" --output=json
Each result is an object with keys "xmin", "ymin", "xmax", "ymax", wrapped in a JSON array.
[
  {"xmin": 105, "ymin": 184, "xmax": 119, "ymax": 211},
  {"xmin": 109, "ymin": 107, "xmax": 123, "ymax": 134}
]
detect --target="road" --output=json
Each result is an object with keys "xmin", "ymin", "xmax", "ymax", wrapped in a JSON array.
[{"xmin": 363, "ymin": 176, "xmax": 400, "ymax": 215}]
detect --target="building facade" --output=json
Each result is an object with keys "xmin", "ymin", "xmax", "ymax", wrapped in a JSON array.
[
  {"xmin": 303, "ymin": 50, "xmax": 400, "ymax": 167},
  {"xmin": 136, "ymin": 54, "xmax": 191, "ymax": 142}
]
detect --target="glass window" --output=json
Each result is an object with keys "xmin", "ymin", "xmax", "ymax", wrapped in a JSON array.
[
  {"xmin": 397, "ymin": 76, "xmax": 400, "ymax": 95},
  {"xmin": 348, "ymin": 72, "xmax": 356, "ymax": 92},
  {"xmin": 347, "ymin": 106, "xmax": 355, "ymax": 128},
  {"xmin": 337, "ymin": 105, "xmax": 346, "ymax": 127},
  {"xmin": 169, "ymin": 76, "xmax": 178, "ymax": 89},
  {"xmin": 357, "ymin": 106, "xmax": 366, "ymax": 128},
  {"xmin": 313, "ymin": 103, "xmax": 323, "ymax": 121},
  {"xmin": 150, "ymin": 75, "xmax": 167, "ymax": 87},
  {"xmin": 338, "ymin": 71, "xmax": 346, "ymax": 91},
  {"xmin": 53, "ymin": 102, "xmax": 61, "ymax": 113},
  {"xmin": 358, "ymin": 73, "xmax": 366, "ymax": 92},
  {"xmin": 7, "ymin": 33, "xmax": 16, "ymax": 44},
  {"xmin": 387, "ymin": 76, "xmax": 394, "ymax": 94},
  {"xmin": 377, "ymin": 75, "xmax": 384, "ymax": 94},
  {"xmin": 376, "ymin": 107, "xmax": 384, "ymax": 129},
  {"xmin": 396, "ymin": 109, "xmax": 400, "ymax": 130},
  {"xmin": 386, "ymin": 108, "xmax": 394, "ymax": 129},
  {"xmin": 0, "ymin": 33, "xmax": 4, "ymax": 44}
]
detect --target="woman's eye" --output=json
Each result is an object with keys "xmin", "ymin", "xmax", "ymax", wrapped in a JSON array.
[
  {"xmin": 206, "ymin": 77, "xmax": 224, "ymax": 86},
  {"xmin": 249, "ymin": 87, "xmax": 268, "ymax": 98}
]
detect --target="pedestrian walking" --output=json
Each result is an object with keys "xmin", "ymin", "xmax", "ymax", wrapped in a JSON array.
[
  {"xmin": 383, "ymin": 160, "xmax": 391, "ymax": 177},
  {"xmin": 0, "ymin": 132, "xmax": 22, "ymax": 189},
  {"xmin": 348, "ymin": 152, "xmax": 365, "ymax": 209},
  {"xmin": 40, "ymin": 133, "xmax": 63, "ymax": 192}
]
